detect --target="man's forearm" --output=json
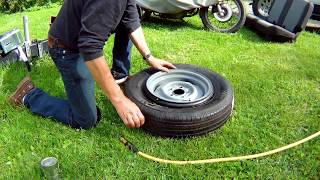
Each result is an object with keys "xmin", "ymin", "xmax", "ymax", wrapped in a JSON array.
[
  {"xmin": 85, "ymin": 56, "xmax": 124, "ymax": 103},
  {"xmin": 130, "ymin": 26, "xmax": 151, "ymax": 58},
  {"xmin": 85, "ymin": 56, "xmax": 145, "ymax": 128}
]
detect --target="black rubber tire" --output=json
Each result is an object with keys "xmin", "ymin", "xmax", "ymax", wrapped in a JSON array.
[
  {"xmin": 199, "ymin": 0, "xmax": 246, "ymax": 33},
  {"xmin": 252, "ymin": 0, "xmax": 272, "ymax": 20},
  {"xmin": 124, "ymin": 64, "xmax": 234, "ymax": 138}
]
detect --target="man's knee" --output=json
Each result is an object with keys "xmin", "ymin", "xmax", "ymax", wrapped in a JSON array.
[
  {"xmin": 73, "ymin": 107, "xmax": 101, "ymax": 130},
  {"xmin": 80, "ymin": 118, "xmax": 97, "ymax": 130}
]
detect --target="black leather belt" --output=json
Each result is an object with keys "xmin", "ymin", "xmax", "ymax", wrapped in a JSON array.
[{"xmin": 48, "ymin": 35, "xmax": 68, "ymax": 49}]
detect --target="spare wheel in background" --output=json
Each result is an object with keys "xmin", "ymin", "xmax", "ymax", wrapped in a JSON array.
[{"xmin": 124, "ymin": 64, "xmax": 234, "ymax": 137}]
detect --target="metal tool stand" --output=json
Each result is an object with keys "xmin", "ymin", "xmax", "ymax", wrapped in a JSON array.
[
  {"xmin": 0, "ymin": 16, "xmax": 49, "ymax": 71},
  {"xmin": 23, "ymin": 16, "xmax": 32, "ymax": 71}
]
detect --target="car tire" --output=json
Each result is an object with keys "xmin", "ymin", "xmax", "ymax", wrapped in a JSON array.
[
  {"xmin": 252, "ymin": 0, "xmax": 273, "ymax": 20},
  {"xmin": 124, "ymin": 64, "xmax": 234, "ymax": 137}
]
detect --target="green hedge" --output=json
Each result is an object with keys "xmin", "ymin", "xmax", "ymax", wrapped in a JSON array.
[{"xmin": 0, "ymin": 0, "xmax": 63, "ymax": 13}]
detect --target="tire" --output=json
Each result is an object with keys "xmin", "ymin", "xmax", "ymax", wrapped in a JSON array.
[
  {"xmin": 252, "ymin": 0, "xmax": 273, "ymax": 20},
  {"xmin": 124, "ymin": 64, "xmax": 234, "ymax": 138},
  {"xmin": 137, "ymin": 4, "xmax": 152, "ymax": 21},
  {"xmin": 199, "ymin": 0, "xmax": 246, "ymax": 33}
]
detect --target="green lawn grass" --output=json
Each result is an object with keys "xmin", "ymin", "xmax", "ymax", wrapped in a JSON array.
[{"xmin": 0, "ymin": 6, "xmax": 320, "ymax": 179}]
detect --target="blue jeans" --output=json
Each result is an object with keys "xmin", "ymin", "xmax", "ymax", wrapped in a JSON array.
[
  {"xmin": 24, "ymin": 31, "xmax": 132, "ymax": 129},
  {"xmin": 112, "ymin": 30, "xmax": 133, "ymax": 76}
]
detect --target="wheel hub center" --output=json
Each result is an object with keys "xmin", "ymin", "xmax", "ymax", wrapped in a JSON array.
[
  {"xmin": 258, "ymin": 0, "xmax": 273, "ymax": 17},
  {"xmin": 214, "ymin": 4, "xmax": 233, "ymax": 22},
  {"xmin": 173, "ymin": 88, "xmax": 185, "ymax": 95},
  {"xmin": 146, "ymin": 69, "xmax": 214, "ymax": 107}
]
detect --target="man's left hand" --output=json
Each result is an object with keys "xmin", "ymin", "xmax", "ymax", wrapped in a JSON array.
[{"xmin": 147, "ymin": 56, "xmax": 176, "ymax": 72}]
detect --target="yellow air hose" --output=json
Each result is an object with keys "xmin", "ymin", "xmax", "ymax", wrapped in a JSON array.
[{"xmin": 120, "ymin": 130, "xmax": 320, "ymax": 165}]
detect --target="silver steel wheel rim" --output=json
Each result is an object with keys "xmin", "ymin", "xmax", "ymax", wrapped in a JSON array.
[
  {"xmin": 257, "ymin": 0, "xmax": 273, "ymax": 17},
  {"xmin": 213, "ymin": 4, "xmax": 233, "ymax": 22},
  {"xmin": 146, "ymin": 69, "xmax": 214, "ymax": 107}
]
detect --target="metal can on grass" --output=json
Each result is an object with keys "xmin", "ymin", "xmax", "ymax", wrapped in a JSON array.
[{"xmin": 40, "ymin": 157, "xmax": 60, "ymax": 180}]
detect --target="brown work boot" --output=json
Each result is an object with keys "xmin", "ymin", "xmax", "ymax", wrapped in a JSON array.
[{"xmin": 9, "ymin": 76, "xmax": 36, "ymax": 106}]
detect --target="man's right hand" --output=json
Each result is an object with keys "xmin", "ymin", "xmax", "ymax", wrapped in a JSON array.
[
  {"xmin": 85, "ymin": 57, "xmax": 145, "ymax": 128},
  {"xmin": 112, "ymin": 95, "xmax": 145, "ymax": 128}
]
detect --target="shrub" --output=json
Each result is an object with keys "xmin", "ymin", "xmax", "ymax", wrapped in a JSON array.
[{"xmin": 0, "ymin": 0, "xmax": 63, "ymax": 13}]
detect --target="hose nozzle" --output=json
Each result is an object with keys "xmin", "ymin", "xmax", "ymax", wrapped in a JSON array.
[{"xmin": 120, "ymin": 136, "xmax": 139, "ymax": 153}]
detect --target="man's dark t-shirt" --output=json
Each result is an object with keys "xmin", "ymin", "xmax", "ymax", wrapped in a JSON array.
[{"xmin": 49, "ymin": 0, "xmax": 140, "ymax": 61}]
